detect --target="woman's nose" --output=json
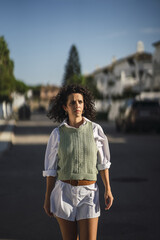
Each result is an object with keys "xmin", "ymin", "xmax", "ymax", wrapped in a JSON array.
[{"xmin": 75, "ymin": 101, "xmax": 79, "ymax": 107}]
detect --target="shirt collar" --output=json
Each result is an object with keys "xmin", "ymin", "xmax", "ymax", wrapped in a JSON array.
[{"xmin": 59, "ymin": 117, "xmax": 91, "ymax": 129}]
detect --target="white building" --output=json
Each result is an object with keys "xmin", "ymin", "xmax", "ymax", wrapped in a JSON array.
[
  {"xmin": 92, "ymin": 42, "xmax": 153, "ymax": 98},
  {"xmin": 11, "ymin": 92, "xmax": 25, "ymax": 111},
  {"xmin": 152, "ymin": 40, "xmax": 160, "ymax": 90}
]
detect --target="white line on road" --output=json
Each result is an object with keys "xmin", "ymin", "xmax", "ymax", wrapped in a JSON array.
[
  {"xmin": 107, "ymin": 135, "xmax": 126, "ymax": 143},
  {"xmin": 12, "ymin": 134, "xmax": 126, "ymax": 145},
  {"xmin": 12, "ymin": 134, "xmax": 49, "ymax": 145}
]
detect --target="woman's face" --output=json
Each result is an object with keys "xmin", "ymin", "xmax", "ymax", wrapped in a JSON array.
[{"xmin": 63, "ymin": 93, "xmax": 84, "ymax": 120}]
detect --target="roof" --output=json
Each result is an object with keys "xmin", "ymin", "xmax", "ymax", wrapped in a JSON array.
[
  {"xmin": 41, "ymin": 85, "xmax": 60, "ymax": 91},
  {"xmin": 152, "ymin": 40, "xmax": 160, "ymax": 47},
  {"xmin": 93, "ymin": 51, "xmax": 152, "ymax": 75}
]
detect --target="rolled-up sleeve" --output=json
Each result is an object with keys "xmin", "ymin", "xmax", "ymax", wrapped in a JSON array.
[
  {"xmin": 43, "ymin": 127, "xmax": 59, "ymax": 177},
  {"xmin": 93, "ymin": 123, "xmax": 111, "ymax": 170}
]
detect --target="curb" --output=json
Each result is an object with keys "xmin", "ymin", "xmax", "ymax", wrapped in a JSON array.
[{"xmin": 0, "ymin": 119, "xmax": 15, "ymax": 155}]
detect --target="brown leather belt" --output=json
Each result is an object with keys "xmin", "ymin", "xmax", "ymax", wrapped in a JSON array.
[{"xmin": 61, "ymin": 180, "xmax": 96, "ymax": 186}]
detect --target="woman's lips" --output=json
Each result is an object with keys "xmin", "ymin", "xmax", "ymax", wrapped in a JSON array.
[{"xmin": 74, "ymin": 109, "xmax": 81, "ymax": 112}]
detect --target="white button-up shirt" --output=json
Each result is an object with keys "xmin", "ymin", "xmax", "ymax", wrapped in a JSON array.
[{"xmin": 43, "ymin": 117, "xmax": 111, "ymax": 177}]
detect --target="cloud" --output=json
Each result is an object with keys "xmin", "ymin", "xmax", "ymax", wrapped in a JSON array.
[{"xmin": 141, "ymin": 27, "xmax": 160, "ymax": 34}]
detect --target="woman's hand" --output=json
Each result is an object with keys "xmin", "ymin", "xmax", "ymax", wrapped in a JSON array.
[
  {"xmin": 43, "ymin": 197, "xmax": 54, "ymax": 217},
  {"xmin": 44, "ymin": 176, "xmax": 56, "ymax": 217},
  {"xmin": 104, "ymin": 189, "xmax": 114, "ymax": 210}
]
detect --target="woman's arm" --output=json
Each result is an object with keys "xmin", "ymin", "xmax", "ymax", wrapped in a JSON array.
[
  {"xmin": 44, "ymin": 176, "xmax": 56, "ymax": 217},
  {"xmin": 100, "ymin": 169, "xmax": 114, "ymax": 210}
]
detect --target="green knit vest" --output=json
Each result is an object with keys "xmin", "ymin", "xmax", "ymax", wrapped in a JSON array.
[{"xmin": 57, "ymin": 121, "xmax": 98, "ymax": 181}]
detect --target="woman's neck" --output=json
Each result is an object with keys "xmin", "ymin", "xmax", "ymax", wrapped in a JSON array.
[{"xmin": 68, "ymin": 117, "xmax": 84, "ymax": 128}]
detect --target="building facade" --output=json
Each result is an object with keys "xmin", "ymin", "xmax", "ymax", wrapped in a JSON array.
[
  {"xmin": 152, "ymin": 41, "xmax": 160, "ymax": 90},
  {"xmin": 40, "ymin": 85, "xmax": 60, "ymax": 100},
  {"xmin": 92, "ymin": 42, "xmax": 153, "ymax": 98}
]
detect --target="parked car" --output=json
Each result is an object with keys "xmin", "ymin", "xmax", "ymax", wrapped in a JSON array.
[
  {"xmin": 18, "ymin": 104, "xmax": 31, "ymax": 120},
  {"xmin": 115, "ymin": 99, "xmax": 160, "ymax": 132}
]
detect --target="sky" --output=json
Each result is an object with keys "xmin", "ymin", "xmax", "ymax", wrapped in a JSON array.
[{"xmin": 0, "ymin": 0, "xmax": 160, "ymax": 87}]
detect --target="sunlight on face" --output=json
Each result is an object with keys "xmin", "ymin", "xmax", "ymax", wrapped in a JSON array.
[{"xmin": 64, "ymin": 93, "xmax": 84, "ymax": 120}]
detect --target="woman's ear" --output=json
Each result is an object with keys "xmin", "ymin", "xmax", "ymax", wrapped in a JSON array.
[{"xmin": 63, "ymin": 105, "xmax": 67, "ymax": 112}]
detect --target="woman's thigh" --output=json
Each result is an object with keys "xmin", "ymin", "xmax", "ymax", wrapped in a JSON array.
[
  {"xmin": 78, "ymin": 217, "xmax": 99, "ymax": 240},
  {"xmin": 56, "ymin": 216, "xmax": 79, "ymax": 240}
]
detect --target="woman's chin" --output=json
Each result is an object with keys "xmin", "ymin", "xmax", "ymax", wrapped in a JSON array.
[{"xmin": 74, "ymin": 113, "xmax": 82, "ymax": 118}]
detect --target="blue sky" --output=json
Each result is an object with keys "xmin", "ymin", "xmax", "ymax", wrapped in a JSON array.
[{"xmin": 0, "ymin": 0, "xmax": 160, "ymax": 86}]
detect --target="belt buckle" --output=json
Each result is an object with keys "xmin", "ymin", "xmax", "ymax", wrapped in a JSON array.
[
  {"xmin": 75, "ymin": 180, "xmax": 79, "ymax": 186},
  {"xmin": 70, "ymin": 180, "xmax": 79, "ymax": 186}
]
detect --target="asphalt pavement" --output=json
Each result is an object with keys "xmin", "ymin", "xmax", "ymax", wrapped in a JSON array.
[{"xmin": 0, "ymin": 113, "xmax": 160, "ymax": 240}]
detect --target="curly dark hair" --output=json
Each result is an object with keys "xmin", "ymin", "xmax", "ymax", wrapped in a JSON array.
[{"xmin": 47, "ymin": 84, "xmax": 96, "ymax": 122}]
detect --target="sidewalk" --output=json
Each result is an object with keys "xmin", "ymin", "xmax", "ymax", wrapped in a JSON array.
[{"xmin": 0, "ymin": 119, "xmax": 15, "ymax": 155}]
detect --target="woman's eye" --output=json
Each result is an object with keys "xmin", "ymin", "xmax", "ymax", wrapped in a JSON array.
[
  {"xmin": 70, "ymin": 101, "xmax": 75, "ymax": 105},
  {"xmin": 69, "ymin": 100, "xmax": 83, "ymax": 105}
]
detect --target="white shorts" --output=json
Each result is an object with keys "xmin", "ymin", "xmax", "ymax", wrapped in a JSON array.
[{"xmin": 50, "ymin": 180, "xmax": 100, "ymax": 221}]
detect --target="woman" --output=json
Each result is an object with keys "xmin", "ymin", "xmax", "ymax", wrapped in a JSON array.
[{"xmin": 43, "ymin": 84, "xmax": 113, "ymax": 240}]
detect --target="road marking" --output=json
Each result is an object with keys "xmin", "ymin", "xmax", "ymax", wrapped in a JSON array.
[
  {"xmin": 107, "ymin": 135, "xmax": 126, "ymax": 143},
  {"xmin": 12, "ymin": 134, "xmax": 49, "ymax": 145},
  {"xmin": 12, "ymin": 134, "xmax": 126, "ymax": 145}
]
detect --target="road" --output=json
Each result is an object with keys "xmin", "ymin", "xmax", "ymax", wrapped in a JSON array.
[{"xmin": 0, "ymin": 113, "xmax": 160, "ymax": 240}]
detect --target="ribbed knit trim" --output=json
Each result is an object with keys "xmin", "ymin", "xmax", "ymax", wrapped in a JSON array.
[{"xmin": 57, "ymin": 121, "xmax": 98, "ymax": 181}]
